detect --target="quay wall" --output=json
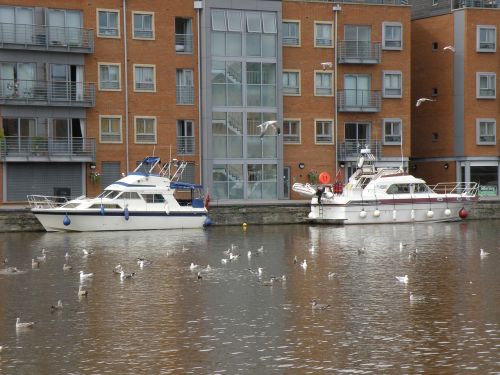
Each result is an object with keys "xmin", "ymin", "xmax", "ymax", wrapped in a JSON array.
[{"xmin": 0, "ymin": 200, "xmax": 499, "ymax": 232}]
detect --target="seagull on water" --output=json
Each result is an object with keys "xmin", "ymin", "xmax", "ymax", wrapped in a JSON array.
[
  {"xmin": 258, "ymin": 267, "xmax": 263, "ymax": 276},
  {"xmin": 79, "ymin": 270, "xmax": 94, "ymax": 281},
  {"xmin": 293, "ymin": 255, "xmax": 298, "ymax": 264},
  {"xmin": 480, "ymin": 248, "xmax": 490, "ymax": 259},
  {"xmin": 197, "ymin": 272, "xmax": 203, "ymax": 280},
  {"xmin": 221, "ymin": 258, "xmax": 229, "ymax": 264},
  {"xmin": 82, "ymin": 249, "xmax": 94, "ymax": 257},
  {"xmin": 443, "ymin": 45, "xmax": 455, "ymax": 52},
  {"xmin": 257, "ymin": 120, "xmax": 280, "ymax": 138},
  {"xmin": 36, "ymin": 249, "xmax": 46, "ymax": 262},
  {"xmin": 399, "ymin": 242, "xmax": 403, "ymax": 252},
  {"xmin": 32, "ymin": 258, "xmax": 40, "ymax": 268},
  {"xmin": 311, "ymin": 299, "xmax": 330, "ymax": 310},
  {"xmin": 309, "ymin": 245, "xmax": 315, "ymax": 253},
  {"xmin": 16, "ymin": 317, "xmax": 34, "ymax": 329},
  {"xmin": 190, "ymin": 262, "xmax": 199, "ymax": 270},
  {"xmin": 247, "ymin": 250, "xmax": 252, "ymax": 259},
  {"xmin": 64, "ymin": 252, "xmax": 70, "ymax": 259},
  {"xmin": 396, "ymin": 275, "xmax": 409, "ymax": 284},
  {"xmin": 120, "ymin": 270, "xmax": 135, "ymax": 280},
  {"xmin": 63, "ymin": 264, "xmax": 72, "ymax": 271},
  {"xmin": 328, "ymin": 272, "xmax": 337, "ymax": 279},
  {"xmin": 256, "ymin": 246, "xmax": 264, "ymax": 254},
  {"xmin": 409, "ymin": 292, "xmax": 425, "ymax": 302},
  {"xmin": 50, "ymin": 300, "xmax": 63, "ymax": 312},
  {"xmin": 358, "ymin": 247, "xmax": 366, "ymax": 255},
  {"xmin": 416, "ymin": 97, "xmax": 436, "ymax": 107},
  {"xmin": 301, "ymin": 259, "xmax": 307, "ymax": 270},
  {"xmin": 113, "ymin": 264, "xmax": 123, "ymax": 274}
]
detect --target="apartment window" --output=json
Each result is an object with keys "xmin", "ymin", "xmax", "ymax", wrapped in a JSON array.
[
  {"xmin": 477, "ymin": 26, "xmax": 496, "ymax": 52},
  {"xmin": 97, "ymin": 9, "xmax": 119, "ymax": 38},
  {"xmin": 476, "ymin": 119, "xmax": 496, "ymax": 145},
  {"xmin": 135, "ymin": 117, "xmax": 156, "ymax": 144},
  {"xmin": 315, "ymin": 71, "xmax": 333, "ymax": 96},
  {"xmin": 134, "ymin": 65, "xmax": 155, "ymax": 92},
  {"xmin": 283, "ymin": 21, "xmax": 300, "ymax": 46},
  {"xmin": 476, "ymin": 73, "xmax": 496, "ymax": 98},
  {"xmin": 283, "ymin": 119, "xmax": 301, "ymax": 144},
  {"xmin": 383, "ymin": 22, "xmax": 402, "ymax": 50},
  {"xmin": 315, "ymin": 22, "xmax": 333, "ymax": 47},
  {"xmin": 133, "ymin": 12, "xmax": 154, "ymax": 39},
  {"xmin": 98, "ymin": 63, "xmax": 120, "ymax": 90},
  {"xmin": 383, "ymin": 118, "xmax": 402, "ymax": 145},
  {"xmin": 99, "ymin": 116, "xmax": 122, "ymax": 143},
  {"xmin": 176, "ymin": 69, "xmax": 194, "ymax": 105},
  {"xmin": 177, "ymin": 120, "xmax": 195, "ymax": 155},
  {"xmin": 175, "ymin": 18, "xmax": 193, "ymax": 53},
  {"xmin": 383, "ymin": 71, "xmax": 402, "ymax": 98},
  {"xmin": 283, "ymin": 71, "xmax": 300, "ymax": 96},
  {"xmin": 315, "ymin": 120, "xmax": 333, "ymax": 144}
]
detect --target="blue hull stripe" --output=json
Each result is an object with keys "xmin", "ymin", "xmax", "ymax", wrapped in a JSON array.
[{"xmin": 35, "ymin": 211, "xmax": 207, "ymax": 217}]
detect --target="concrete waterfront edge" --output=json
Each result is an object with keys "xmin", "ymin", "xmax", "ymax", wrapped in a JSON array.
[{"xmin": 0, "ymin": 200, "xmax": 499, "ymax": 232}]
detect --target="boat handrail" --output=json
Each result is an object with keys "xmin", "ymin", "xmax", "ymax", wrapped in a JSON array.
[
  {"xmin": 27, "ymin": 195, "xmax": 69, "ymax": 208},
  {"xmin": 430, "ymin": 182, "xmax": 479, "ymax": 196}
]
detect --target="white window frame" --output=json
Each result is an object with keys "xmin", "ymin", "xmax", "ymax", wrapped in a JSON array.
[
  {"xmin": 134, "ymin": 116, "xmax": 157, "ymax": 144},
  {"xmin": 476, "ymin": 25, "xmax": 496, "ymax": 52},
  {"xmin": 133, "ymin": 64, "xmax": 156, "ymax": 92},
  {"xmin": 315, "ymin": 119, "xmax": 334, "ymax": 144},
  {"xmin": 314, "ymin": 70, "xmax": 333, "ymax": 97},
  {"xmin": 98, "ymin": 62, "xmax": 121, "ymax": 91},
  {"xmin": 283, "ymin": 20, "xmax": 301, "ymax": 47},
  {"xmin": 476, "ymin": 72, "xmax": 496, "ymax": 99},
  {"xmin": 96, "ymin": 9, "xmax": 120, "ymax": 38},
  {"xmin": 383, "ymin": 118, "xmax": 402, "ymax": 145},
  {"xmin": 132, "ymin": 11, "xmax": 155, "ymax": 40},
  {"xmin": 383, "ymin": 70, "xmax": 402, "ymax": 98},
  {"xmin": 314, "ymin": 21, "xmax": 333, "ymax": 48},
  {"xmin": 476, "ymin": 118, "xmax": 496, "ymax": 145},
  {"xmin": 283, "ymin": 119, "xmax": 301, "ymax": 144},
  {"xmin": 382, "ymin": 22, "xmax": 402, "ymax": 50},
  {"xmin": 99, "ymin": 115, "xmax": 122, "ymax": 143},
  {"xmin": 283, "ymin": 70, "xmax": 301, "ymax": 96}
]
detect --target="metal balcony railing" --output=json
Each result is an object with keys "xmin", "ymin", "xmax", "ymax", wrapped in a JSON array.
[
  {"xmin": 176, "ymin": 85, "xmax": 194, "ymax": 104},
  {"xmin": 338, "ymin": 41, "xmax": 381, "ymax": 64},
  {"xmin": 283, "ymin": 85, "xmax": 300, "ymax": 95},
  {"xmin": 337, "ymin": 90, "xmax": 381, "ymax": 112},
  {"xmin": 177, "ymin": 136, "xmax": 195, "ymax": 155},
  {"xmin": 283, "ymin": 36, "xmax": 299, "ymax": 46},
  {"xmin": 312, "ymin": 0, "xmax": 408, "ymax": 4},
  {"xmin": 338, "ymin": 139, "xmax": 382, "ymax": 161},
  {"xmin": 453, "ymin": 0, "xmax": 498, "ymax": 8},
  {"xmin": 0, "ymin": 79, "xmax": 95, "ymax": 107},
  {"xmin": 0, "ymin": 137, "xmax": 96, "ymax": 161},
  {"xmin": 175, "ymin": 34, "xmax": 193, "ymax": 53},
  {"xmin": 0, "ymin": 23, "xmax": 93, "ymax": 53}
]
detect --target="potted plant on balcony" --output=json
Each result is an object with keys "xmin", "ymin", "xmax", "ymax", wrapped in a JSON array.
[
  {"xmin": 90, "ymin": 171, "xmax": 101, "ymax": 184},
  {"xmin": 32, "ymin": 136, "xmax": 47, "ymax": 156},
  {"xmin": 308, "ymin": 170, "xmax": 319, "ymax": 185}
]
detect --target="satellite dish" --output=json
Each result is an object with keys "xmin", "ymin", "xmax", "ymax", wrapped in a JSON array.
[{"xmin": 357, "ymin": 156, "xmax": 365, "ymax": 169}]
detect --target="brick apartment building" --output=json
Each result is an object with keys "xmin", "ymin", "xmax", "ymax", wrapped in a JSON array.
[
  {"xmin": 410, "ymin": 0, "xmax": 500, "ymax": 196},
  {"xmin": 0, "ymin": 0, "xmax": 412, "ymax": 202}
]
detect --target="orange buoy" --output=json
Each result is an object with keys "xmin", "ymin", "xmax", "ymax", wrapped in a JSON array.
[{"xmin": 318, "ymin": 172, "xmax": 331, "ymax": 184}]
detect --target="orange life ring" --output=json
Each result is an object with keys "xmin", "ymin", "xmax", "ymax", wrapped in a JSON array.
[{"xmin": 318, "ymin": 172, "xmax": 331, "ymax": 184}]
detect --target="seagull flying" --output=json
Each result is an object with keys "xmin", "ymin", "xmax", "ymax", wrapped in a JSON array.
[
  {"xmin": 416, "ymin": 98, "xmax": 436, "ymax": 107},
  {"xmin": 443, "ymin": 45, "xmax": 455, "ymax": 52},
  {"xmin": 257, "ymin": 120, "xmax": 280, "ymax": 138}
]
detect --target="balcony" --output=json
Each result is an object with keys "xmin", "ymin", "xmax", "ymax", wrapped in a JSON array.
[
  {"xmin": 337, "ymin": 90, "xmax": 381, "ymax": 112},
  {"xmin": 331, "ymin": 0, "xmax": 408, "ymax": 4},
  {"xmin": 175, "ymin": 34, "xmax": 193, "ymax": 53},
  {"xmin": 338, "ymin": 139, "xmax": 382, "ymax": 161},
  {"xmin": 177, "ymin": 136, "xmax": 195, "ymax": 155},
  {"xmin": 453, "ymin": 0, "xmax": 498, "ymax": 8},
  {"xmin": 0, "ymin": 137, "xmax": 96, "ymax": 162},
  {"xmin": 176, "ymin": 85, "xmax": 194, "ymax": 105},
  {"xmin": 338, "ymin": 41, "xmax": 381, "ymax": 64},
  {"xmin": 0, "ymin": 79, "xmax": 95, "ymax": 107},
  {"xmin": 0, "ymin": 23, "xmax": 93, "ymax": 53}
]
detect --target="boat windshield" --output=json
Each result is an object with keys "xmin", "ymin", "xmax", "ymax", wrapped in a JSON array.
[
  {"xmin": 412, "ymin": 183, "xmax": 432, "ymax": 194},
  {"xmin": 96, "ymin": 190, "xmax": 121, "ymax": 199},
  {"xmin": 386, "ymin": 184, "xmax": 410, "ymax": 194}
]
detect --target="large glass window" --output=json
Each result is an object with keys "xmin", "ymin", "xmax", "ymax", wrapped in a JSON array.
[
  {"xmin": 98, "ymin": 10, "xmax": 119, "ymax": 37},
  {"xmin": 176, "ymin": 69, "xmax": 194, "ymax": 104},
  {"xmin": 135, "ymin": 117, "xmax": 156, "ymax": 144},
  {"xmin": 315, "ymin": 22, "xmax": 333, "ymax": 47},
  {"xmin": 247, "ymin": 112, "xmax": 277, "ymax": 158},
  {"xmin": 383, "ymin": 118, "xmax": 402, "ymax": 145},
  {"xmin": 477, "ymin": 26, "xmax": 496, "ymax": 52},
  {"xmin": 247, "ymin": 63, "xmax": 276, "ymax": 107},
  {"xmin": 213, "ymin": 164, "xmax": 244, "ymax": 199},
  {"xmin": 248, "ymin": 164, "xmax": 277, "ymax": 199},
  {"xmin": 212, "ymin": 61, "xmax": 242, "ymax": 107},
  {"xmin": 315, "ymin": 120, "xmax": 333, "ymax": 144},
  {"xmin": 476, "ymin": 119, "xmax": 496, "ymax": 145},
  {"xmin": 283, "ymin": 71, "xmax": 300, "ymax": 95},
  {"xmin": 99, "ymin": 63, "xmax": 120, "ymax": 90},
  {"xmin": 134, "ymin": 65, "xmax": 155, "ymax": 91},
  {"xmin": 315, "ymin": 72, "xmax": 333, "ymax": 96},
  {"xmin": 212, "ymin": 112, "xmax": 243, "ymax": 158}
]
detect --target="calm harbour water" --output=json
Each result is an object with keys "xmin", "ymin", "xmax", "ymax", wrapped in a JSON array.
[{"xmin": 0, "ymin": 220, "xmax": 499, "ymax": 374}]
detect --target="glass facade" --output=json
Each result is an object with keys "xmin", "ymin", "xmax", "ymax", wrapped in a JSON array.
[{"xmin": 209, "ymin": 8, "xmax": 279, "ymax": 200}]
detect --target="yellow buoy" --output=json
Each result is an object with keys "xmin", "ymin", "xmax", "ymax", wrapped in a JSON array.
[{"xmin": 242, "ymin": 222, "xmax": 247, "ymax": 227}]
